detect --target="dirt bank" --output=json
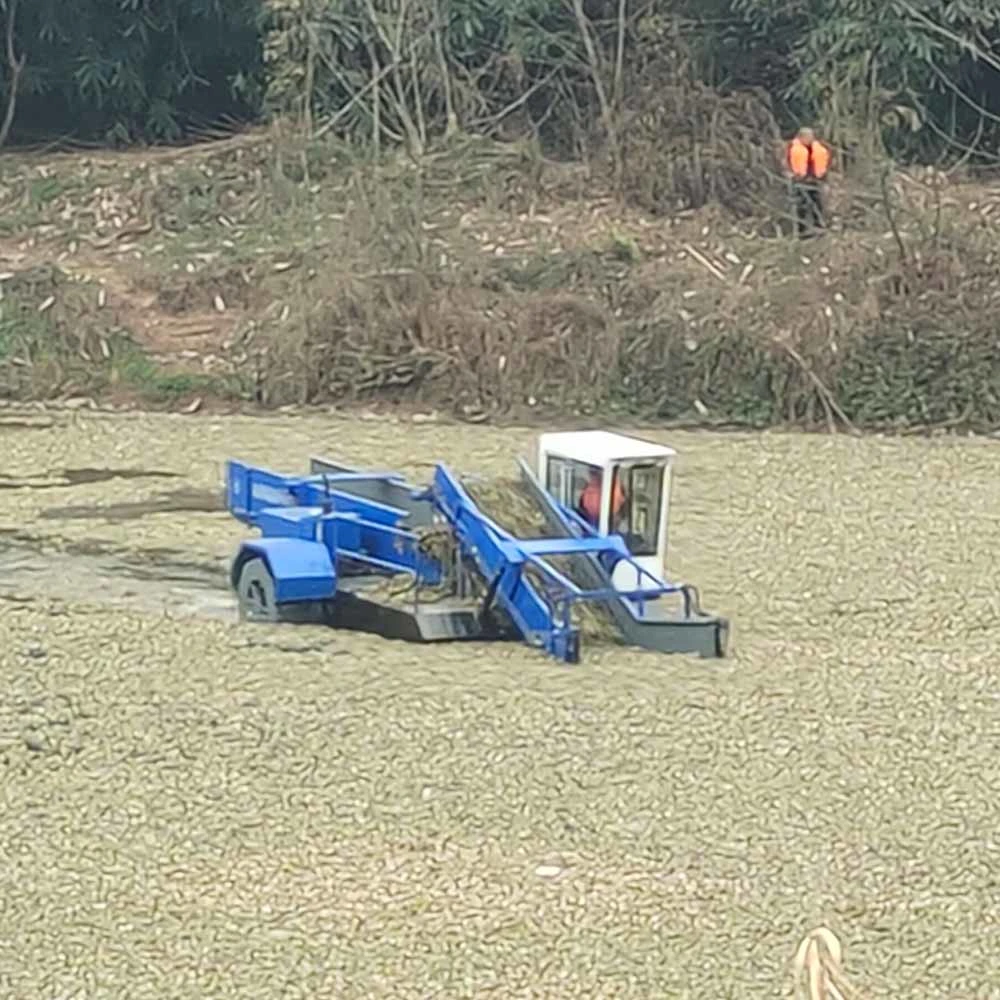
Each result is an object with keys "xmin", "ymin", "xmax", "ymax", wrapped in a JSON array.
[
  {"xmin": 0, "ymin": 408, "xmax": 997, "ymax": 996},
  {"xmin": 1, "ymin": 134, "xmax": 998, "ymax": 431}
]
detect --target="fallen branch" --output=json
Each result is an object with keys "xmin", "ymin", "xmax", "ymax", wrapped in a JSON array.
[
  {"xmin": 777, "ymin": 339, "xmax": 857, "ymax": 435},
  {"xmin": 683, "ymin": 242, "xmax": 727, "ymax": 282},
  {"xmin": 879, "ymin": 165, "xmax": 911, "ymax": 294},
  {"xmin": 82, "ymin": 220, "xmax": 155, "ymax": 249}
]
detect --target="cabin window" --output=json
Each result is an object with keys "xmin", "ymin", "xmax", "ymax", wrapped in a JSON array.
[
  {"xmin": 615, "ymin": 463, "xmax": 662, "ymax": 557},
  {"xmin": 545, "ymin": 457, "xmax": 603, "ymax": 525}
]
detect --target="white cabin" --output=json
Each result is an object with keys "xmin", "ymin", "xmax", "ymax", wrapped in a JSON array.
[{"xmin": 536, "ymin": 430, "xmax": 676, "ymax": 591}]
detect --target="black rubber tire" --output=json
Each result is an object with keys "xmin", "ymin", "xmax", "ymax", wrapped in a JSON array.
[
  {"xmin": 236, "ymin": 557, "xmax": 280, "ymax": 623},
  {"xmin": 236, "ymin": 556, "xmax": 333, "ymax": 626}
]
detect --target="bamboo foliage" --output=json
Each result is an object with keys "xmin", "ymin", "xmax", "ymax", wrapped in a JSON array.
[{"xmin": 0, "ymin": 0, "xmax": 996, "ymax": 157}]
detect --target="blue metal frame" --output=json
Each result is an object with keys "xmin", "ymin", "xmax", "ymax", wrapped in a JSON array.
[
  {"xmin": 225, "ymin": 457, "xmax": 686, "ymax": 664},
  {"xmin": 426, "ymin": 465, "xmax": 681, "ymax": 662},
  {"xmin": 547, "ymin": 499, "xmax": 679, "ymax": 612},
  {"xmin": 227, "ymin": 461, "xmax": 441, "ymax": 586},
  {"xmin": 235, "ymin": 537, "xmax": 337, "ymax": 603}
]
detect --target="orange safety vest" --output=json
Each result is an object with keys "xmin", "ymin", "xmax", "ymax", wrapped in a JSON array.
[
  {"xmin": 786, "ymin": 138, "xmax": 830, "ymax": 180},
  {"xmin": 579, "ymin": 475, "xmax": 625, "ymax": 525}
]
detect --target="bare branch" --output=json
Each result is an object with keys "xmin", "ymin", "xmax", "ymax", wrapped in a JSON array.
[
  {"xmin": 431, "ymin": 0, "xmax": 457, "ymax": 136},
  {"xmin": 894, "ymin": 0, "xmax": 1000, "ymax": 76},
  {"xmin": 361, "ymin": 0, "xmax": 425, "ymax": 157},
  {"xmin": 568, "ymin": 0, "xmax": 623, "ymax": 187},
  {"xmin": 467, "ymin": 66, "xmax": 561, "ymax": 132},
  {"xmin": 0, "ymin": 0, "xmax": 26, "ymax": 149},
  {"xmin": 927, "ymin": 60, "xmax": 1000, "ymax": 128},
  {"xmin": 313, "ymin": 17, "xmax": 440, "ymax": 141},
  {"xmin": 880, "ymin": 163, "xmax": 911, "ymax": 287},
  {"xmin": 612, "ymin": 0, "xmax": 627, "ymax": 112}
]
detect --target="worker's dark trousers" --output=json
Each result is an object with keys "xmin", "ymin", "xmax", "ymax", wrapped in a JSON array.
[{"xmin": 794, "ymin": 183, "xmax": 825, "ymax": 237}]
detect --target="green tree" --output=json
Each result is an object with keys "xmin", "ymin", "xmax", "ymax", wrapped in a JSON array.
[
  {"xmin": 2, "ymin": 0, "xmax": 264, "ymax": 144},
  {"xmin": 725, "ymin": 0, "xmax": 1000, "ymax": 158}
]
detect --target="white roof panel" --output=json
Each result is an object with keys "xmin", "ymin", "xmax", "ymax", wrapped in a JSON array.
[{"xmin": 538, "ymin": 430, "xmax": 676, "ymax": 464}]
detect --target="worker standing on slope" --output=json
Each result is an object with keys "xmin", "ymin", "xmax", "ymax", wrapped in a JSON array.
[{"xmin": 784, "ymin": 127, "xmax": 831, "ymax": 237}]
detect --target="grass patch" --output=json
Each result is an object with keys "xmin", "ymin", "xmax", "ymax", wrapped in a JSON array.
[{"xmin": 113, "ymin": 347, "xmax": 242, "ymax": 402}]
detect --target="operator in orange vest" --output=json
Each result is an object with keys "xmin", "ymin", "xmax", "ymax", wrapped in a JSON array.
[
  {"xmin": 784, "ymin": 127, "xmax": 831, "ymax": 237},
  {"xmin": 578, "ymin": 468, "xmax": 626, "ymax": 529}
]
